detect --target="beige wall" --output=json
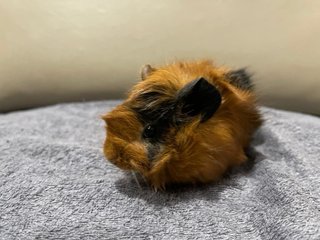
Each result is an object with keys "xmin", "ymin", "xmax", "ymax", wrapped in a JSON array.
[{"xmin": 1, "ymin": 0, "xmax": 320, "ymax": 114}]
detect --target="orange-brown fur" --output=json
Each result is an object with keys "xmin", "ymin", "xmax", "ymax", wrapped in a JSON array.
[{"xmin": 102, "ymin": 60, "xmax": 262, "ymax": 190}]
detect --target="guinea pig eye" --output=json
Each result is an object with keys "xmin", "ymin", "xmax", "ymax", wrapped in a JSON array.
[{"xmin": 142, "ymin": 124, "xmax": 156, "ymax": 139}]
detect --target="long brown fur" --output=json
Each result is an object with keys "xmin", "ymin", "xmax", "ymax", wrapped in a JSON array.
[{"xmin": 102, "ymin": 60, "xmax": 262, "ymax": 190}]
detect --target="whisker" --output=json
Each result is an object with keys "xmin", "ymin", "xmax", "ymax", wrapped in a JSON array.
[{"xmin": 131, "ymin": 171, "xmax": 142, "ymax": 189}]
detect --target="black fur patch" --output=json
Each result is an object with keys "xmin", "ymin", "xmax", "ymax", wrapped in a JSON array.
[
  {"xmin": 132, "ymin": 78, "xmax": 221, "ymax": 145},
  {"xmin": 132, "ymin": 92, "xmax": 175, "ymax": 124},
  {"xmin": 226, "ymin": 68, "xmax": 253, "ymax": 91},
  {"xmin": 141, "ymin": 110, "xmax": 173, "ymax": 143},
  {"xmin": 131, "ymin": 92, "xmax": 175, "ymax": 144}
]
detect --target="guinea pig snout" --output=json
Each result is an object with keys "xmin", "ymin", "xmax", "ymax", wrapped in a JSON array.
[
  {"xmin": 104, "ymin": 135, "xmax": 150, "ymax": 173},
  {"xmin": 103, "ymin": 142, "xmax": 132, "ymax": 170}
]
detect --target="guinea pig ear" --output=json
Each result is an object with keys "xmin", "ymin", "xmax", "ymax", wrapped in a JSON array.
[
  {"xmin": 175, "ymin": 77, "xmax": 222, "ymax": 122},
  {"xmin": 226, "ymin": 68, "xmax": 253, "ymax": 91},
  {"xmin": 141, "ymin": 64, "xmax": 155, "ymax": 80}
]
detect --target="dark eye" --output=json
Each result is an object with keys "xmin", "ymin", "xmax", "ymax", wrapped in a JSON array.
[{"xmin": 143, "ymin": 124, "xmax": 156, "ymax": 139}]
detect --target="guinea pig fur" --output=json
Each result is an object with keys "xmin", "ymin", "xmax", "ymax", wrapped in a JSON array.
[{"xmin": 102, "ymin": 60, "xmax": 262, "ymax": 190}]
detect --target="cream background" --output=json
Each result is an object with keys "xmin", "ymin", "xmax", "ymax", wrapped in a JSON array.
[{"xmin": 1, "ymin": 0, "xmax": 319, "ymax": 114}]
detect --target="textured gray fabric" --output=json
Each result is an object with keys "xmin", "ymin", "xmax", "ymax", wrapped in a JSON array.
[{"xmin": 0, "ymin": 101, "xmax": 319, "ymax": 240}]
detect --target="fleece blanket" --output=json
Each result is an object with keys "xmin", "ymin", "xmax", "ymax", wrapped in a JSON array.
[{"xmin": 0, "ymin": 101, "xmax": 319, "ymax": 240}]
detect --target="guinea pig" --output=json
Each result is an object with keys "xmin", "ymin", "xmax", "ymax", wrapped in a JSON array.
[{"xmin": 102, "ymin": 60, "xmax": 262, "ymax": 190}]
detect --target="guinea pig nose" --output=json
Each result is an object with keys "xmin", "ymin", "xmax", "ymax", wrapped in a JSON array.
[{"xmin": 143, "ymin": 125, "xmax": 156, "ymax": 139}]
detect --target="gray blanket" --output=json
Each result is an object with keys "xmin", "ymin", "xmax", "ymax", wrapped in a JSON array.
[{"xmin": 0, "ymin": 101, "xmax": 319, "ymax": 240}]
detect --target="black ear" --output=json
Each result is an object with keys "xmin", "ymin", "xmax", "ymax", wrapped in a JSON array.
[
  {"xmin": 175, "ymin": 77, "xmax": 221, "ymax": 122},
  {"xmin": 226, "ymin": 68, "xmax": 253, "ymax": 91}
]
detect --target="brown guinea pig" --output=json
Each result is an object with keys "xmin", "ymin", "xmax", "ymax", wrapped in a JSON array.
[{"xmin": 102, "ymin": 60, "xmax": 262, "ymax": 190}]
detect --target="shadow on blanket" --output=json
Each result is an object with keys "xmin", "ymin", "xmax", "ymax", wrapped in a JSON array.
[{"xmin": 114, "ymin": 130, "xmax": 267, "ymax": 206}]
